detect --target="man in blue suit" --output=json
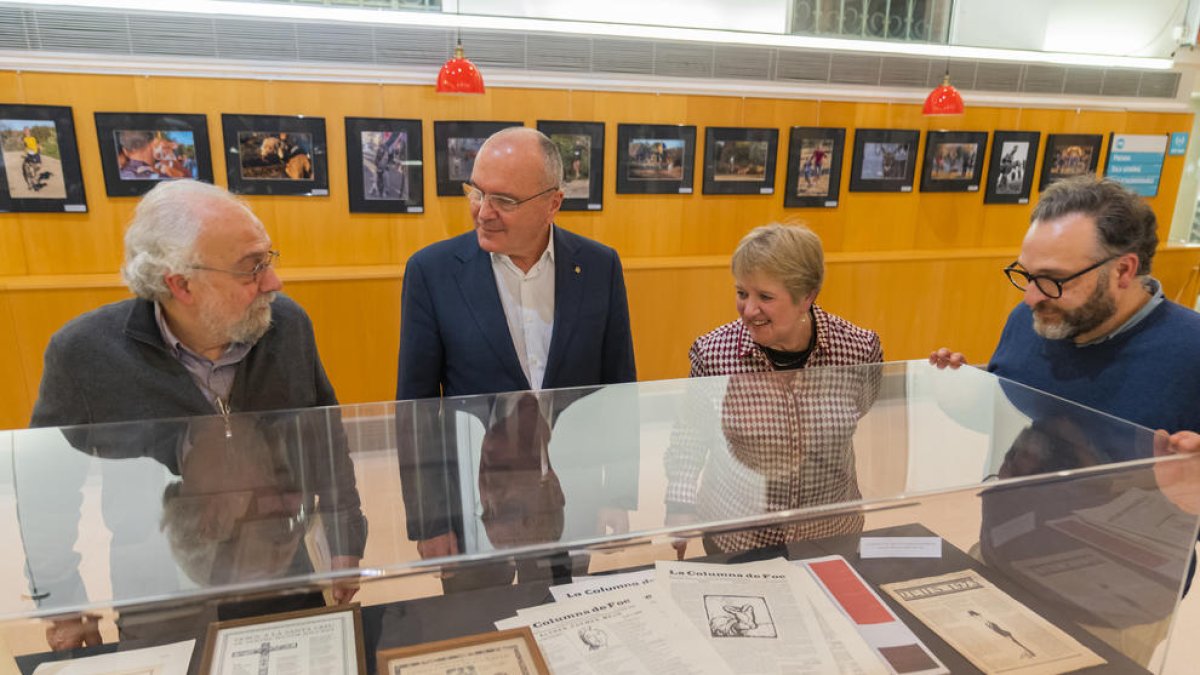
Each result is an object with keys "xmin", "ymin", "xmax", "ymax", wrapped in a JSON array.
[{"xmin": 396, "ymin": 127, "xmax": 637, "ymax": 582}]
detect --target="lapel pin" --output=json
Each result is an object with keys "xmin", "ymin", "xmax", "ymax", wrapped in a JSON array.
[{"xmin": 574, "ymin": 265, "xmax": 581, "ymax": 274}]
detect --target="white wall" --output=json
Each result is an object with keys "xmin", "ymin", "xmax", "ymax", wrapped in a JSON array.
[
  {"xmin": 457, "ymin": 0, "xmax": 789, "ymax": 34},
  {"xmin": 954, "ymin": 0, "xmax": 1187, "ymax": 57}
]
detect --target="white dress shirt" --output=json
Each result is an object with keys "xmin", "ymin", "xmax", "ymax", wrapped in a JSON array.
[{"xmin": 491, "ymin": 231, "xmax": 556, "ymax": 389}]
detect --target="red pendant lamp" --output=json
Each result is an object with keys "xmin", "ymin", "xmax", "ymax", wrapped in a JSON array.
[
  {"xmin": 437, "ymin": 39, "xmax": 485, "ymax": 94},
  {"xmin": 923, "ymin": 71, "xmax": 964, "ymax": 116}
]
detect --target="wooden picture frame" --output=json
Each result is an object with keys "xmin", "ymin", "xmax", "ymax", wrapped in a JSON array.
[
  {"xmin": 433, "ymin": 120, "xmax": 523, "ymax": 196},
  {"xmin": 783, "ymin": 126, "xmax": 846, "ymax": 208},
  {"xmin": 984, "ymin": 131, "xmax": 1041, "ymax": 204},
  {"xmin": 1039, "ymin": 133, "xmax": 1103, "ymax": 190},
  {"xmin": 702, "ymin": 126, "xmax": 779, "ymax": 195},
  {"xmin": 919, "ymin": 130, "xmax": 987, "ymax": 193},
  {"xmin": 221, "ymin": 113, "xmax": 328, "ymax": 196},
  {"xmin": 537, "ymin": 120, "xmax": 605, "ymax": 211},
  {"xmin": 94, "ymin": 112, "xmax": 214, "ymax": 197},
  {"xmin": 377, "ymin": 627, "xmax": 550, "ymax": 675},
  {"xmin": 200, "ymin": 603, "xmax": 366, "ymax": 675},
  {"xmin": 615, "ymin": 123, "xmax": 697, "ymax": 194},
  {"xmin": 0, "ymin": 104, "xmax": 87, "ymax": 213},
  {"xmin": 345, "ymin": 117, "xmax": 424, "ymax": 213},
  {"xmin": 848, "ymin": 128, "xmax": 920, "ymax": 193}
]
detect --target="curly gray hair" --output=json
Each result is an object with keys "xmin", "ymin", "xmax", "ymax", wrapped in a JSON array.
[{"xmin": 121, "ymin": 180, "xmax": 258, "ymax": 301}]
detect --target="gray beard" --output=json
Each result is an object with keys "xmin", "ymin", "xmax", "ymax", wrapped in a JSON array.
[
  {"xmin": 203, "ymin": 292, "xmax": 276, "ymax": 345},
  {"xmin": 1031, "ymin": 273, "xmax": 1116, "ymax": 341}
]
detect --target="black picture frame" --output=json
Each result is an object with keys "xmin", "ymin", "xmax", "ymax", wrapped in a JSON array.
[
  {"xmin": 537, "ymin": 120, "xmax": 604, "ymax": 211},
  {"xmin": 848, "ymin": 128, "xmax": 920, "ymax": 192},
  {"xmin": 783, "ymin": 126, "xmax": 846, "ymax": 208},
  {"xmin": 702, "ymin": 127, "xmax": 779, "ymax": 195},
  {"xmin": 1039, "ymin": 133, "xmax": 1103, "ymax": 190},
  {"xmin": 616, "ymin": 124, "xmax": 697, "ymax": 195},
  {"xmin": 221, "ymin": 113, "xmax": 328, "ymax": 196},
  {"xmin": 919, "ymin": 131, "xmax": 987, "ymax": 193},
  {"xmin": 433, "ymin": 120, "xmax": 523, "ymax": 196},
  {"xmin": 984, "ymin": 131, "xmax": 1041, "ymax": 204},
  {"xmin": 345, "ymin": 117, "xmax": 424, "ymax": 214},
  {"xmin": 0, "ymin": 104, "xmax": 87, "ymax": 213},
  {"xmin": 94, "ymin": 112, "xmax": 213, "ymax": 197}
]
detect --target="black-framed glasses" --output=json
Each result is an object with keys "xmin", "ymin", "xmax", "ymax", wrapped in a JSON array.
[
  {"xmin": 1003, "ymin": 255, "xmax": 1117, "ymax": 299},
  {"xmin": 192, "ymin": 250, "xmax": 280, "ymax": 283},
  {"xmin": 463, "ymin": 182, "xmax": 558, "ymax": 213}
]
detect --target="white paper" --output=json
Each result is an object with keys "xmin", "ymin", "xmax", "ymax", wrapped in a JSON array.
[
  {"xmin": 656, "ymin": 558, "xmax": 837, "ymax": 674},
  {"xmin": 498, "ymin": 589, "xmax": 725, "ymax": 675},
  {"xmin": 859, "ymin": 537, "xmax": 943, "ymax": 559},
  {"xmin": 33, "ymin": 640, "xmax": 195, "ymax": 675},
  {"xmin": 548, "ymin": 569, "xmax": 656, "ymax": 602}
]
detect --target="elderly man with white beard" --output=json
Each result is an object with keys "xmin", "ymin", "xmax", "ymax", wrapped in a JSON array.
[{"xmin": 27, "ymin": 179, "xmax": 365, "ymax": 651}]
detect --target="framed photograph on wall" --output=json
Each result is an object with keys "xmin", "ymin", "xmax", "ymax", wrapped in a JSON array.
[
  {"xmin": 345, "ymin": 117, "xmax": 423, "ymax": 213},
  {"xmin": 702, "ymin": 126, "xmax": 779, "ymax": 195},
  {"xmin": 616, "ymin": 123, "xmax": 696, "ymax": 194},
  {"xmin": 783, "ymin": 126, "xmax": 846, "ymax": 208},
  {"xmin": 433, "ymin": 120, "xmax": 523, "ymax": 196},
  {"xmin": 94, "ymin": 112, "xmax": 213, "ymax": 197},
  {"xmin": 200, "ymin": 603, "xmax": 366, "ymax": 674},
  {"xmin": 377, "ymin": 627, "xmax": 550, "ymax": 675},
  {"xmin": 848, "ymin": 128, "xmax": 919, "ymax": 192},
  {"xmin": 537, "ymin": 120, "xmax": 604, "ymax": 211},
  {"xmin": 984, "ymin": 131, "xmax": 1041, "ymax": 204},
  {"xmin": 1039, "ymin": 133, "xmax": 1102, "ymax": 190},
  {"xmin": 919, "ymin": 130, "xmax": 987, "ymax": 193},
  {"xmin": 221, "ymin": 113, "xmax": 328, "ymax": 196},
  {"xmin": 0, "ymin": 104, "xmax": 87, "ymax": 213}
]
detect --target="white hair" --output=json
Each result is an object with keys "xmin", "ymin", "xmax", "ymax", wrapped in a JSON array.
[{"xmin": 121, "ymin": 180, "xmax": 258, "ymax": 301}]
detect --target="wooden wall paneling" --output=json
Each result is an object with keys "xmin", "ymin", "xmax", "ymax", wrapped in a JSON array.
[
  {"xmin": 0, "ymin": 292, "xmax": 32, "ymax": 430},
  {"xmin": 281, "ymin": 274, "xmax": 403, "ymax": 406}
]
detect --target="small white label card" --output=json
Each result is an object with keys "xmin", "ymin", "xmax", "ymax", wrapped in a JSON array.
[{"xmin": 859, "ymin": 536, "xmax": 942, "ymax": 559}]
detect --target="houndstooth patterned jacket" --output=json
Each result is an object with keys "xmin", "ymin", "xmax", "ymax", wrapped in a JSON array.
[{"xmin": 664, "ymin": 305, "xmax": 883, "ymax": 553}]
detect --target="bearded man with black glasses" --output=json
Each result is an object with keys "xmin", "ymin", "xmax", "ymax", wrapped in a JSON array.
[{"xmin": 932, "ymin": 176, "xmax": 1200, "ymax": 449}]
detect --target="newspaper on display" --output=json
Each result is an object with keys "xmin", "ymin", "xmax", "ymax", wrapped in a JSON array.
[
  {"xmin": 496, "ymin": 588, "xmax": 727, "ymax": 674},
  {"xmin": 503, "ymin": 557, "xmax": 894, "ymax": 675},
  {"xmin": 881, "ymin": 569, "xmax": 1105, "ymax": 675}
]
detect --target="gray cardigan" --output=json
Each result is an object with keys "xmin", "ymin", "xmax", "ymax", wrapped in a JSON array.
[{"xmin": 24, "ymin": 296, "xmax": 366, "ymax": 610}]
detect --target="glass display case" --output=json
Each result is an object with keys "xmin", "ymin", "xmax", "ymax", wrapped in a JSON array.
[{"xmin": 1, "ymin": 361, "xmax": 1197, "ymax": 673}]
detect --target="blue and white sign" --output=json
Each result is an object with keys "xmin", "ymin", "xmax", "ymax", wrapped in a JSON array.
[
  {"xmin": 1169, "ymin": 132, "xmax": 1189, "ymax": 156},
  {"xmin": 1105, "ymin": 134, "xmax": 1167, "ymax": 197}
]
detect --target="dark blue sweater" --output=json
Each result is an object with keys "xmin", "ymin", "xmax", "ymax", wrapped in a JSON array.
[{"xmin": 988, "ymin": 299, "xmax": 1200, "ymax": 461}]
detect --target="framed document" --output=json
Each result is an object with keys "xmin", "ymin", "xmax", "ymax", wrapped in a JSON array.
[
  {"xmin": 377, "ymin": 627, "xmax": 550, "ymax": 675},
  {"xmin": 200, "ymin": 603, "xmax": 366, "ymax": 675}
]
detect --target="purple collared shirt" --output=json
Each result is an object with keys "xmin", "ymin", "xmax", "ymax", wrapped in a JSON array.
[{"xmin": 154, "ymin": 303, "xmax": 253, "ymax": 412}]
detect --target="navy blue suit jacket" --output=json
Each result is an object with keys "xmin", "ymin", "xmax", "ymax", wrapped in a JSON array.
[{"xmin": 396, "ymin": 226, "xmax": 637, "ymax": 541}]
